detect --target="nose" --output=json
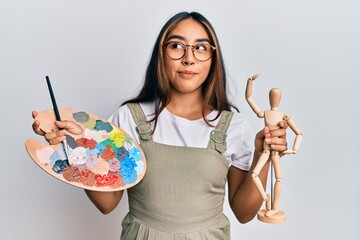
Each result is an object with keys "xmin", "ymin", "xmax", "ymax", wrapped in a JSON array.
[{"xmin": 181, "ymin": 46, "xmax": 195, "ymax": 65}]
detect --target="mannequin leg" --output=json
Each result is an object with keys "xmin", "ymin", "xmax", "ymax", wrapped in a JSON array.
[
  {"xmin": 266, "ymin": 152, "xmax": 282, "ymax": 217},
  {"xmin": 265, "ymin": 194, "xmax": 271, "ymax": 211},
  {"xmin": 252, "ymin": 149, "xmax": 270, "ymax": 201}
]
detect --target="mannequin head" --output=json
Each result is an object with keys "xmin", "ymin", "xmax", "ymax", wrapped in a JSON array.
[{"xmin": 269, "ymin": 88, "xmax": 281, "ymax": 109}]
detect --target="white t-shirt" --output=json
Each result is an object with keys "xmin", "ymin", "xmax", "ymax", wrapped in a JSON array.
[{"xmin": 108, "ymin": 102, "xmax": 254, "ymax": 171}]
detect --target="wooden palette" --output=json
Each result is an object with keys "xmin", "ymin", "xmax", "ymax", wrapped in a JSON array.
[{"xmin": 25, "ymin": 108, "xmax": 146, "ymax": 191}]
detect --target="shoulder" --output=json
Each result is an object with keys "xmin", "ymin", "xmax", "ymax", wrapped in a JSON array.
[
  {"xmin": 108, "ymin": 101, "xmax": 156, "ymax": 126},
  {"xmin": 228, "ymin": 111, "xmax": 252, "ymax": 131},
  {"xmin": 108, "ymin": 104, "xmax": 131, "ymax": 126},
  {"xmin": 227, "ymin": 111, "xmax": 253, "ymax": 146},
  {"xmin": 139, "ymin": 102, "xmax": 156, "ymax": 118}
]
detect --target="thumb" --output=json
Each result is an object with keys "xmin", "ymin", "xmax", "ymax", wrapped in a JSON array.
[{"xmin": 258, "ymin": 126, "xmax": 270, "ymax": 139}]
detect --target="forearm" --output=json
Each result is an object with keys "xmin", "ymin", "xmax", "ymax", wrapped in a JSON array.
[
  {"xmin": 84, "ymin": 189, "xmax": 123, "ymax": 214},
  {"xmin": 230, "ymin": 150, "xmax": 270, "ymax": 223}
]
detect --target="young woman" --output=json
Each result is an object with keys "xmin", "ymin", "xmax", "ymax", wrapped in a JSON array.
[{"xmin": 32, "ymin": 12, "xmax": 288, "ymax": 239}]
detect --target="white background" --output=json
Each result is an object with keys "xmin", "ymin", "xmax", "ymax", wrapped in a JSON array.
[{"xmin": 1, "ymin": 0, "xmax": 359, "ymax": 239}]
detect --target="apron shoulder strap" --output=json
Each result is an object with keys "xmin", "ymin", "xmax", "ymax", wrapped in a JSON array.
[
  {"xmin": 207, "ymin": 110, "xmax": 234, "ymax": 154},
  {"xmin": 127, "ymin": 103, "xmax": 152, "ymax": 141}
]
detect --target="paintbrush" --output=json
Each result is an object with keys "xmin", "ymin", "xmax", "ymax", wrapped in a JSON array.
[{"xmin": 45, "ymin": 76, "xmax": 71, "ymax": 164}]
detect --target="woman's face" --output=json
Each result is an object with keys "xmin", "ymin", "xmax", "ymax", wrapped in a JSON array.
[{"xmin": 163, "ymin": 18, "xmax": 212, "ymax": 96}]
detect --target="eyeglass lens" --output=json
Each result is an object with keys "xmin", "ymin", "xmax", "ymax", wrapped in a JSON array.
[{"xmin": 165, "ymin": 42, "xmax": 214, "ymax": 61}]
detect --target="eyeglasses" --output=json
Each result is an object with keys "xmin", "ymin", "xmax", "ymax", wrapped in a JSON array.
[{"xmin": 163, "ymin": 41, "xmax": 216, "ymax": 62}]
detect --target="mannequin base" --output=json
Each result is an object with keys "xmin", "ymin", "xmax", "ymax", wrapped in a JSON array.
[{"xmin": 257, "ymin": 209, "xmax": 286, "ymax": 224}]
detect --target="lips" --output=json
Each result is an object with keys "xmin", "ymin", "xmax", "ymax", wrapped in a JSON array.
[{"xmin": 177, "ymin": 70, "xmax": 197, "ymax": 78}]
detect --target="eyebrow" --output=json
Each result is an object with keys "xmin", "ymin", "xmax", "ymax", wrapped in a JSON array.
[{"xmin": 166, "ymin": 35, "xmax": 211, "ymax": 44}]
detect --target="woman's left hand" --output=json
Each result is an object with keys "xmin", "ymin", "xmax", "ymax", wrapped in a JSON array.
[
  {"xmin": 269, "ymin": 121, "xmax": 288, "ymax": 155},
  {"xmin": 254, "ymin": 121, "xmax": 288, "ymax": 156}
]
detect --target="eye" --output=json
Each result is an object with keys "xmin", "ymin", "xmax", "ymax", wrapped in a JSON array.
[
  {"xmin": 168, "ymin": 42, "xmax": 184, "ymax": 49},
  {"xmin": 194, "ymin": 44, "xmax": 209, "ymax": 51}
]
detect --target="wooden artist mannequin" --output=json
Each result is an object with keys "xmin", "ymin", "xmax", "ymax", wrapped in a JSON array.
[{"xmin": 245, "ymin": 74, "xmax": 302, "ymax": 223}]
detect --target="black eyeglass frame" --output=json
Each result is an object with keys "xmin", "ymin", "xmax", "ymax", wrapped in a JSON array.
[{"xmin": 163, "ymin": 41, "xmax": 216, "ymax": 62}]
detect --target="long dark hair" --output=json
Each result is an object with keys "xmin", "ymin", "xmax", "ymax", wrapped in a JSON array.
[{"xmin": 122, "ymin": 11, "xmax": 238, "ymax": 129}]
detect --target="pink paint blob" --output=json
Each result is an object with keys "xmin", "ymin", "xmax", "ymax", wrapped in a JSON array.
[
  {"xmin": 36, "ymin": 147, "xmax": 54, "ymax": 164},
  {"xmin": 88, "ymin": 157, "xmax": 109, "ymax": 175}
]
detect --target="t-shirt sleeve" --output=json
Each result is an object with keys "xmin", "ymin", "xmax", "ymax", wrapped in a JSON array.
[{"xmin": 225, "ymin": 113, "xmax": 254, "ymax": 171}]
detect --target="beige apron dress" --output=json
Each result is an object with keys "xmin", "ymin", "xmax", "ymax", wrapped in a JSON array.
[{"xmin": 121, "ymin": 103, "xmax": 234, "ymax": 240}]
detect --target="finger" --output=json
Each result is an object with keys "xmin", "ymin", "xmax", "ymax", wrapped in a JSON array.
[
  {"xmin": 255, "ymin": 127, "xmax": 270, "ymax": 143},
  {"xmin": 269, "ymin": 137, "xmax": 287, "ymax": 146},
  {"xmin": 48, "ymin": 136, "xmax": 66, "ymax": 145},
  {"xmin": 32, "ymin": 111, "xmax": 39, "ymax": 119},
  {"xmin": 267, "ymin": 134, "xmax": 288, "ymax": 152},
  {"xmin": 270, "ymin": 144, "xmax": 287, "ymax": 152},
  {"xmin": 270, "ymin": 127, "xmax": 287, "ymax": 139},
  {"xmin": 255, "ymin": 127, "xmax": 268, "ymax": 152},
  {"xmin": 270, "ymin": 121, "xmax": 288, "ymax": 138},
  {"xmin": 31, "ymin": 111, "xmax": 46, "ymax": 136},
  {"xmin": 278, "ymin": 121, "xmax": 288, "ymax": 129},
  {"xmin": 262, "ymin": 126, "xmax": 270, "ymax": 138},
  {"xmin": 44, "ymin": 129, "xmax": 68, "ymax": 142},
  {"xmin": 54, "ymin": 120, "xmax": 83, "ymax": 135},
  {"xmin": 32, "ymin": 120, "xmax": 46, "ymax": 136}
]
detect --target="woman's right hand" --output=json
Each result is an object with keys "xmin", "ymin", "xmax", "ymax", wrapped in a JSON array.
[{"xmin": 32, "ymin": 111, "xmax": 83, "ymax": 145}]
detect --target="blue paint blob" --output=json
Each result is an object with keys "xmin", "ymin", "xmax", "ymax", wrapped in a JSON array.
[
  {"xmin": 95, "ymin": 143, "xmax": 105, "ymax": 154},
  {"xmin": 73, "ymin": 111, "xmax": 90, "ymax": 123},
  {"xmin": 86, "ymin": 148, "xmax": 100, "ymax": 156},
  {"xmin": 56, "ymin": 146, "xmax": 67, "ymax": 160},
  {"xmin": 52, "ymin": 160, "xmax": 69, "ymax": 174},
  {"xmin": 129, "ymin": 147, "xmax": 142, "ymax": 162},
  {"xmin": 116, "ymin": 146, "xmax": 129, "ymax": 161},
  {"xmin": 120, "ymin": 156, "xmax": 136, "ymax": 170},
  {"xmin": 94, "ymin": 120, "xmax": 113, "ymax": 132},
  {"xmin": 49, "ymin": 150, "xmax": 66, "ymax": 165},
  {"xmin": 121, "ymin": 169, "xmax": 137, "ymax": 184},
  {"xmin": 120, "ymin": 156, "xmax": 137, "ymax": 184},
  {"xmin": 135, "ymin": 160, "xmax": 144, "ymax": 174}
]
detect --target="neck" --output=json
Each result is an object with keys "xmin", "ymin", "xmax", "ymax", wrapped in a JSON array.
[{"xmin": 166, "ymin": 91, "xmax": 205, "ymax": 120}]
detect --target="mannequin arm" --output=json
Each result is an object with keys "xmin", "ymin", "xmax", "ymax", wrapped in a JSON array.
[
  {"xmin": 282, "ymin": 114, "xmax": 302, "ymax": 154},
  {"xmin": 245, "ymin": 74, "xmax": 264, "ymax": 118}
]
